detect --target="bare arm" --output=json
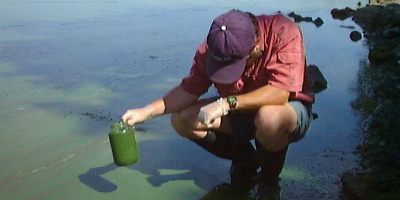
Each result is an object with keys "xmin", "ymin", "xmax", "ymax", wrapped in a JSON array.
[
  {"xmin": 236, "ymin": 85, "xmax": 289, "ymax": 110},
  {"xmin": 197, "ymin": 84, "xmax": 289, "ymax": 126},
  {"xmin": 223, "ymin": 84, "xmax": 290, "ymax": 112},
  {"xmin": 162, "ymin": 86, "xmax": 200, "ymax": 114},
  {"xmin": 122, "ymin": 86, "xmax": 199, "ymax": 126}
]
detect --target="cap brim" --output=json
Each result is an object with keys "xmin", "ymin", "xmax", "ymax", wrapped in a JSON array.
[{"xmin": 206, "ymin": 53, "xmax": 247, "ymax": 84}]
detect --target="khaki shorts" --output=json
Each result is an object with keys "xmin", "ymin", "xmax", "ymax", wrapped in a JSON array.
[{"xmin": 227, "ymin": 101, "xmax": 314, "ymax": 145}]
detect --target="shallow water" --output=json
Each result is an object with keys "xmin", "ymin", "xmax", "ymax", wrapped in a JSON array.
[{"xmin": 0, "ymin": 0, "xmax": 368, "ymax": 199}]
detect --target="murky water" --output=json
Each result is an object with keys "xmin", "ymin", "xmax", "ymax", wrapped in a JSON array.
[{"xmin": 0, "ymin": 0, "xmax": 369, "ymax": 199}]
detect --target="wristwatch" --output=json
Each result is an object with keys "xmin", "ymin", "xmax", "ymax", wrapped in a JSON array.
[{"xmin": 226, "ymin": 96, "xmax": 237, "ymax": 110}]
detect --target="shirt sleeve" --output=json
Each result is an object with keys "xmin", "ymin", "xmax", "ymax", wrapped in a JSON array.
[
  {"xmin": 180, "ymin": 41, "xmax": 213, "ymax": 96},
  {"xmin": 265, "ymin": 15, "xmax": 306, "ymax": 92}
]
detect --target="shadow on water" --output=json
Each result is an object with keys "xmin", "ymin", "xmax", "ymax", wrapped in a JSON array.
[
  {"xmin": 79, "ymin": 164, "xmax": 118, "ymax": 193},
  {"xmin": 79, "ymin": 139, "xmax": 229, "ymax": 194},
  {"xmin": 79, "ymin": 140, "xmax": 256, "ymax": 200}
]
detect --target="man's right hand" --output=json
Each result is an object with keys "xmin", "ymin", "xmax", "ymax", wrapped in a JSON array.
[{"xmin": 121, "ymin": 105, "xmax": 154, "ymax": 126}]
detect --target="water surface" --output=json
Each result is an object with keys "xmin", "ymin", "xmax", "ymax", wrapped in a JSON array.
[{"xmin": 0, "ymin": 0, "xmax": 368, "ymax": 199}]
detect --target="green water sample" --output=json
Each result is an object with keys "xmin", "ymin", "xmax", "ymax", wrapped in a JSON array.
[{"xmin": 109, "ymin": 121, "xmax": 140, "ymax": 166}]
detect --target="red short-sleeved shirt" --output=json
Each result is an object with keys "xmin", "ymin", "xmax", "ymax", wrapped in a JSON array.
[{"xmin": 180, "ymin": 14, "xmax": 315, "ymax": 104}]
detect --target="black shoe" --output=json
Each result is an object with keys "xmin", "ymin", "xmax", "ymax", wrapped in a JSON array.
[
  {"xmin": 230, "ymin": 160, "xmax": 259, "ymax": 187},
  {"xmin": 256, "ymin": 181, "xmax": 281, "ymax": 200},
  {"xmin": 198, "ymin": 182, "xmax": 255, "ymax": 200}
]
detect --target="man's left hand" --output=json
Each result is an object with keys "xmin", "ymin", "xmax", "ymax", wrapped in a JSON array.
[{"xmin": 197, "ymin": 98, "xmax": 229, "ymax": 127}]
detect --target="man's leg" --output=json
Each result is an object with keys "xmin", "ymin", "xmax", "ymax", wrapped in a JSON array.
[
  {"xmin": 193, "ymin": 131, "xmax": 259, "ymax": 188},
  {"xmin": 170, "ymin": 98, "xmax": 258, "ymax": 186},
  {"xmin": 170, "ymin": 98, "xmax": 217, "ymax": 139},
  {"xmin": 254, "ymin": 102, "xmax": 313, "ymax": 200},
  {"xmin": 253, "ymin": 104, "xmax": 296, "ymax": 200}
]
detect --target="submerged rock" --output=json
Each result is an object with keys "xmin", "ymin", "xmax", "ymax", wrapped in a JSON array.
[
  {"xmin": 307, "ymin": 65, "xmax": 328, "ymax": 93},
  {"xmin": 314, "ymin": 17, "xmax": 324, "ymax": 27},
  {"xmin": 288, "ymin": 12, "xmax": 324, "ymax": 27},
  {"xmin": 350, "ymin": 31, "xmax": 363, "ymax": 42},
  {"xmin": 331, "ymin": 7, "xmax": 356, "ymax": 20}
]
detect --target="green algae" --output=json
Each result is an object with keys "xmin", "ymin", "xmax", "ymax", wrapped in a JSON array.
[{"xmin": 109, "ymin": 121, "xmax": 140, "ymax": 166}]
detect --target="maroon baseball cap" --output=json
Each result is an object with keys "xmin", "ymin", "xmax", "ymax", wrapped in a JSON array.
[{"xmin": 206, "ymin": 10, "xmax": 256, "ymax": 84}]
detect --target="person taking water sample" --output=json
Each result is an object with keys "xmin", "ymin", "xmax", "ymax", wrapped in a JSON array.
[{"xmin": 122, "ymin": 10, "xmax": 315, "ymax": 200}]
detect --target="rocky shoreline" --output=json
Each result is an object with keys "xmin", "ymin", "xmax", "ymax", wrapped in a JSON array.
[{"xmin": 331, "ymin": 2, "xmax": 400, "ymax": 200}]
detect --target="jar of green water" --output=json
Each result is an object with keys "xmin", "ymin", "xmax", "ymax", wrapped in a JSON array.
[{"xmin": 109, "ymin": 121, "xmax": 140, "ymax": 166}]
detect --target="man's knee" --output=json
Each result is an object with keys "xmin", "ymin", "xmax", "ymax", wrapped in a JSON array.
[
  {"xmin": 170, "ymin": 109, "xmax": 200, "ymax": 139},
  {"xmin": 254, "ymin": 105, "xmax": 294, "ymax": 151},
  {"xmin": 170, "ymin": 112, "xmax": 179, "ymax": 128},
  {"xmin": 170, "ymin": 112, "xmax": 186, "ymax": 132},
  {"xmin": 255, "ymin": 106, "xmax": 282, "ymax": 135}
]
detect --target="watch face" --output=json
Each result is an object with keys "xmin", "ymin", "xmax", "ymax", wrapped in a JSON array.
[
  {"xmin": 227, "ymin": 96, "xmax": 236, "ymax": 102},
  {"xmin": 227, "ymin": 96, "xmax": 237, "ymax": 109}
]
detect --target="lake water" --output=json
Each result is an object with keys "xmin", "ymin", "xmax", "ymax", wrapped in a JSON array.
[{"xmin": 0, "ymin": 0, "xmax": 369, "ymax": 199}]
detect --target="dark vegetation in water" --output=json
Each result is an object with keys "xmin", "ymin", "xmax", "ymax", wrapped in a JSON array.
[
  {"xmin": 331, "ymin": 3, "xmax": 400, "ymax": 200},
  {"xmin": 81, "ymin": 110, "xmax": 114, "ymax": 121},
  {"xmin": 80, "ymin": 111, "xmax": 148, "ymax": 132}
]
